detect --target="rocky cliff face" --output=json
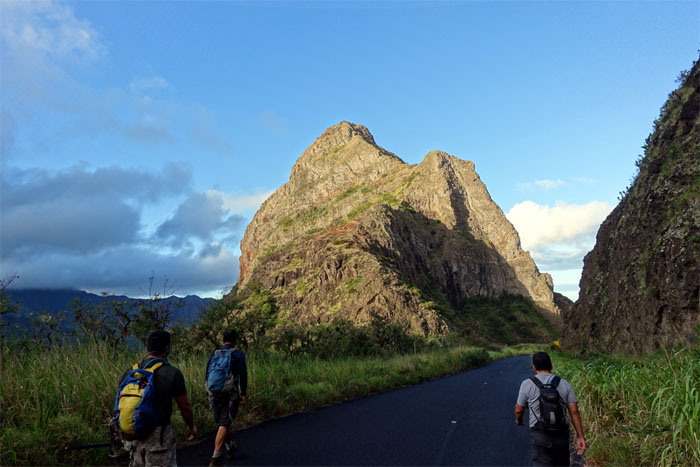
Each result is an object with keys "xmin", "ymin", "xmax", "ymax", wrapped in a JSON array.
[
  {"xmin": 563, "ymin": 60, "xmax": 700, "ymax": 354},
  {"xmin": 235, "ymin": 121, "xmax": 560, "ymax": 336}
]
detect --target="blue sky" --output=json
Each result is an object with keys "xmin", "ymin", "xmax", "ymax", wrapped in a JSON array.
[{"xmin": 1, "ymin": 0, "xmax": 698, "ymax": 300}]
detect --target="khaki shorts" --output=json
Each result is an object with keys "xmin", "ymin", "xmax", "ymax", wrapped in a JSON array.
[{"xmin": 124, "ymin": 425, "xmax": 177, "ymax": 467}]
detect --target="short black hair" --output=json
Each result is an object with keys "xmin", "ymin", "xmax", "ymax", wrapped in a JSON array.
[
  {"xmin": 147, "ymin": 330, "xmax": 171, "ymax": 353},
  {"xmin": 532, "ymin": 351, "xmax": 553, "ymax": 371},
  {"xmin": 223, "ymin": 329, "xmax": 238, "ymax": 344}
]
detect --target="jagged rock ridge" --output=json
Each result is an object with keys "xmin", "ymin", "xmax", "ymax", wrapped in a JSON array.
[
  {"xmin": 235, "ymin": 121, "xmax": 561, "ymax": 336},
  {"xmin": 562, "ymin": 59, "xmax": 700, "ymax": 354}
]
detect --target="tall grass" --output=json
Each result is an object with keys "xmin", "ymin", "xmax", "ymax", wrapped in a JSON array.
[
  {"xmin": 0, "ymin": 342, "xmax": 528, "ymax": 466},
  {"xmin": 552, "ymin": 347, "xmax": 700, "ymax": 466}
]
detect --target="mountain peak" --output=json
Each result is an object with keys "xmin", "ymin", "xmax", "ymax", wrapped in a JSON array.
[
  {"xmin": 419, "ymin": 150, "xmax": 476, "ymax": 172},
  {"xmin": 299, "ymin": 121, "xmax": 376, "ymax": 160}
]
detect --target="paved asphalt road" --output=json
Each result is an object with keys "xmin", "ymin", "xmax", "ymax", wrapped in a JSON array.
[{"xmin": 178, "ymin": 355, "xmax": 535, "ymax": 466}]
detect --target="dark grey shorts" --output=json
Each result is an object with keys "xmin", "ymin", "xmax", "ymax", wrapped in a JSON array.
[
  {"xmin": 210, "ymin": 394, "xmax": 240, "ymax": 427},
  {"xmin": 530, "ymin": 429, "xmax": 570, "ymax": 466}
]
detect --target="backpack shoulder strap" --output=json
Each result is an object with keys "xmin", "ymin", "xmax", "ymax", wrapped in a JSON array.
[
  {"xmin": 550, "ymin": 375, "xmax": 561, "ymax": 388},
  {"xmin": 529, "ymin": 376, "xmax": 544, "ymax": 388}
]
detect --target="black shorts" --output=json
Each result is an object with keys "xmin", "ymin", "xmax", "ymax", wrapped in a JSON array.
[
  {"xmin": 210, "ymin": 394, "xmax": 240, "ymax": 427},
  {"xmin": 530, "ymin": 429, "xmax": 570, "ymax": 466}
]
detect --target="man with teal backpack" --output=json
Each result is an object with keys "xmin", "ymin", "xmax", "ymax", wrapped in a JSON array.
[
  {"xmin": 205, "ymin": 329, "xmax": 248, "ymax": 467},
  {"xmin": 115, "ymin": 330, "xmax": 197, "ymax": 466}
]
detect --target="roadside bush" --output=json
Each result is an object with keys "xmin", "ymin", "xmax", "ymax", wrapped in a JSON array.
[{"xmin": 269, "ymin": 315, "xmax": 424, "ymax": 358}]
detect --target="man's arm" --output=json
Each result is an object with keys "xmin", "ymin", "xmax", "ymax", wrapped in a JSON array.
[
  {"xmin": 567, "ymin": 402, "xmax": 586, "ymax": 454},
  {"xmin": 175, "ymin": 395, "xmax": 197, "ymax": 441},
  {"xmin": 515, "ymin": 403, "xmax": 526, "ymax": 426},
  {"xmin": 238, "ymin": 352, "xmax": 248, "ymax": 404}
]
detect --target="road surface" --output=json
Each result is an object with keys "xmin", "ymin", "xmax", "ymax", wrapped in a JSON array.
[{"xmin": 178, "ymin": 354, "xmax": 535, "ymax": 466}]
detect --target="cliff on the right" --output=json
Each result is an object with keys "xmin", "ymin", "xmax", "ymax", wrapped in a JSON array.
[{"xmin": 563, "ymin": 58, "xmax": 700, "ymax": 355}]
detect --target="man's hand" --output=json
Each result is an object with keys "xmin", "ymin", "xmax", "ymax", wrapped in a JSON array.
[
  {"xmin": 187, "ymin": 425, "xmax": 197, "ymax": 442},
  {"xmin": 239, "ymin": 395, "xmax": 246, "ymax": 406},
  {"xmin": 567, "ymin": 402, "xmax": 586, "ymax": 455}
]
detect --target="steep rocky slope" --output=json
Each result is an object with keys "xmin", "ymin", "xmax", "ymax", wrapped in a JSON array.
[
  {"xmin": 234, "ymin": 122, "xmax": 560, "ymax": 336},
  {"xmin": 563, "ymin": 60, "xmax": 700, "ymax": 354}
]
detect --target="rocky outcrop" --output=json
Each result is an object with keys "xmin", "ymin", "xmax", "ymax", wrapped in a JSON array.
[
  {"xmin": 235, "ymin": 121, "xmax": 561, "ymax": 335},
  {"xmin": 562, "ymin": 60, "xmax": 700, "ymax": 354}
]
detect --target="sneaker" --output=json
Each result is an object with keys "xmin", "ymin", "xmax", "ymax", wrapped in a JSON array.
[
  {"xmin": 226, "ymin": 441, "xmax": 239, "ymax": 460},
  {"xmin": 209, "ymin": 455, "xmax": 225, "ymax": 467}
]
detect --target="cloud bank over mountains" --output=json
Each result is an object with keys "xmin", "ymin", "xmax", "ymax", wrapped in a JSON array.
[{"xmin": 0, "ymin": 163, "xmax": 261, "ymax": 296}]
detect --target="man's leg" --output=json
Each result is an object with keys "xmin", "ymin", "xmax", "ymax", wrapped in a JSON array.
[
  {"xmin": 210, "ymin": 395, "xmax": 234, "ymax": 466},
  {"xmin": 531, "ymin": 430, "xmax": 555, "ymax": 466},
  {"xmin": 530, "ymin": 430, "xmax": 570, "ymax": 467},
  {"xmin": 551, "ymin": 431, "xmax": 571, "ymax": 466},
  {"xmin": 214, "ymin": 425, "xmax": 229, "ymax": 451},
  {"xmin": 225, "ymin": 397, "xmax": 240, "ymax": 459}
]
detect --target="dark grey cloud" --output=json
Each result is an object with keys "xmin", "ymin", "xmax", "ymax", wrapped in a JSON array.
[
  {"xmin": 1, "ymin": 163, "xmax": 192, "ymax": 258},
  {"xmin": 2, "ymin": 196, "xmax": 140, "ymax": 257},
  {"xmin": 3, "ymin": 244, "xmax": 238, "ymax": 297},
  {"xmin": 2, "ymin": 162, "xmax": 191, "ymax": 207},
  {"xmin": 156, "ymin": 192, "xmax": 246, "ymax": 245},
  {"xmin": 0, "ymin": 163, "xmax": 250, "ymax": 295}
]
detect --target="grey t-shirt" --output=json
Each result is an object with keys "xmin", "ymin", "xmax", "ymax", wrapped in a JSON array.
[{"xmin": 517, "ymin": 373, "xmax": 578, "ymax": 428}]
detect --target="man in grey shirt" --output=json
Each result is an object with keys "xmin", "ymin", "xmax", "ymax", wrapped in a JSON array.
[{"xmin": 515, "ymin": 352, "xmax": 585, "ymax": 466}]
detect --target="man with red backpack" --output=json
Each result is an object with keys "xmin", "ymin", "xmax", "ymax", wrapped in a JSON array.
[
  {"xmin": 205, "ymin": 329, "xmax": 248, "ymax": 467},
  {"xmin": 515, "ymin": 352, "xmax": 586, "ymax": 466}
]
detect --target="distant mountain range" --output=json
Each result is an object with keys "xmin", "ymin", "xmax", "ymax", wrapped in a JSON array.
[{"xmin": 2, "ymin": 288, "xmax": 215, "ymax": 335}]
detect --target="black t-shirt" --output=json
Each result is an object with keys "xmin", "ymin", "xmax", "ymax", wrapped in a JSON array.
[{"xmin": 119, "ymin": 356, "xmax": 187, "ymax": 426}]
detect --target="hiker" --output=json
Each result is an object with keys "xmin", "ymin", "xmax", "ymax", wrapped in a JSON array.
[
  {"xmin": 117, "ymin": 330, "xmax": 197, "ymax": 467},
  {"xmin": 205, "ymin": 329, "xmax": 248, "ymax": 467},
  {"xmin": 515, "ymin": 351, "xmax": 585, "ymax": 466}
]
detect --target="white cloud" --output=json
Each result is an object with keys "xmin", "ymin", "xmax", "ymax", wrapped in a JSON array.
[
  {"xmin": 213, "ymin": 189, "xmax": 274, "ymax": 212},
  {"xmin": 506, "ymin": 200, "xmax": 613, "ymax": 300},
  {"xmin": 507, "ymin": 200, "xmax": 612, "ymax": 252},
  {"xmin": 1, "ymin": 0, "xmax": 105, "ymax": 61},
  {"xmin": 0, "ymin": 0, "xmax": 231, "ymax": 158},
  {"xmin": 517, "ymin": 179, "xmax": 566, "ymax": 191},
  {"xmin": 130, "ymin": 76, "xmax": 174, "ymax": 94}
]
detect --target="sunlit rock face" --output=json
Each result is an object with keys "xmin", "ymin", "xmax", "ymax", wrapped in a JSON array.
[{"xmin": 234, "ymin": 121, "xmax": 560, "ymax": 336}]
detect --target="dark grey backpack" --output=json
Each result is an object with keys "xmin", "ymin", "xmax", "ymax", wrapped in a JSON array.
[{"xmin": 530, "ymin": 375, "xmax": 567, "ymax": 431}]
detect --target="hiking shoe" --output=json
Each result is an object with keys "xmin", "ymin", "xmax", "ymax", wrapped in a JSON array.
[
  {"xmin": 209, "ymin": 455, "xmax": 225, "ymax": 467},
  {"xmin": 226, "ymin": 441, "xmax": 239, "ymax": 460}
]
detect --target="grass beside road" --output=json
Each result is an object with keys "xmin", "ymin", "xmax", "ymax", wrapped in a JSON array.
[
  {"xmin": 552, "ymin": 347, "xmax": 700, "ymax": 466},
  {"xmin": 0, "ymin": 342, "xmax": 535, "ymax": 466}
]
